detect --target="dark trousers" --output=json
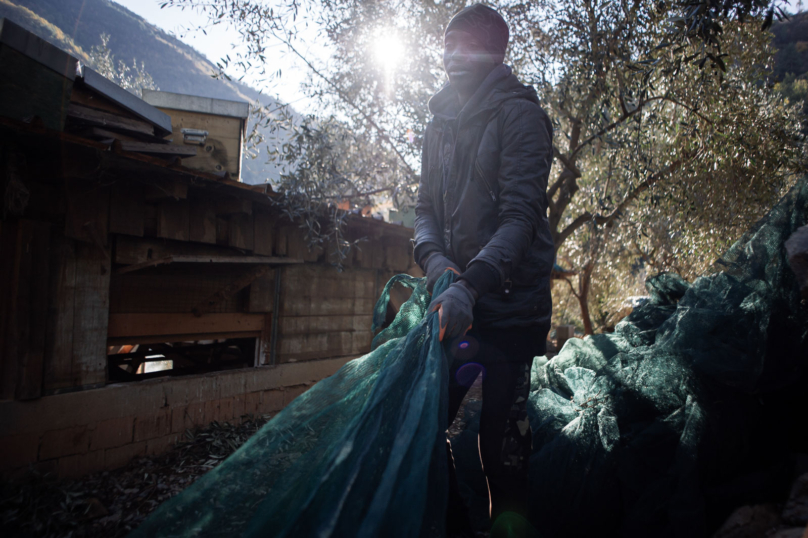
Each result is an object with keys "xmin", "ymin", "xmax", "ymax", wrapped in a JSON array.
[{"xmin": 444, "ymin": 326, "xmax": 547, "ymax": 534}]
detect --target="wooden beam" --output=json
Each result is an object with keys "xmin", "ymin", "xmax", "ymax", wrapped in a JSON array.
[
  {"xmin": 192, "ymin": 265, "xmax": 272, "ymax": 317},
  {"xmin": 0, "ymin": 220, "xmax": 51, "ymax": 400},
  {"xmin": 43, "ymin": 235, "xmax": 77, "ymax": 392},
  {"xmin": 108, "ymin": 313, "xmax": 266, "ymax": 338},
  {"xmin": 228, "ymin": 212, "xmax": 254, "ymax": 251},
  {"xmin": 72, "ymin": 241, "xmax": 110, "ymax": 387},
  {"xmin": 109, "ymin": 182, "xmax": 145, "ymax": 237},
  {"xmin": 107, "ymin": 331, "xmax": 261, "ymax": 346},
  {"xmin": 115, "ymin": 255, "xmax": 304, "ymax": 274},
  {"xmin": 144, "ymin": 180, "xmax": 188, "ymax": 201},
  {"xmin": 115, "ymin": 235, "xmax": 249, "ymax": 265},
  {"xmin": 217, "ymin": 198, "xmax": 252, "ymax": 216},
  {"xmin": 189, "ymin": 196, "xmax": 217, "ymax": 244},
  {"xmin": 65, "ymin": 180, "xmax": 110, "ymax": 246},
  {"xmin": 156, "ymin": 198, "xmax": 190, "ymax": 241},
  {"xmin": 120, "ymin": 140, "xmax": 198, "ymax": 157},
  {"xmin": 66, "ymin": 102, "xmax": 155, "ymax": 137},
  {"xmin": 253, "ymin": 209, "xmax": 275, "ymax": 256}
]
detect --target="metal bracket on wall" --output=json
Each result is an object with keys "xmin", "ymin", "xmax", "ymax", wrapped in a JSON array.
[{"xmin": 181, "ymin": 128, "xmax": 208, "ymax": 145}]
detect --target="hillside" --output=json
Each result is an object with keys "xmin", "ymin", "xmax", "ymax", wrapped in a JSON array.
[
  {"xmin": 771, "ymin": 11, "xmax": 808, "ymax": 134},
  {"xmin": 0, "ymin": 0, "xmax": 290, "ymax": 184},
  {"xmin": 772, "ymin": 10, "xmax": 808, "ymax": 80}
]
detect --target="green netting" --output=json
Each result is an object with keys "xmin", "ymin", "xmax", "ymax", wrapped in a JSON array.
[
  {"xmin": 526, "ymin": 178, "xmax": 808, "ymax": 537},
  {"xmin": 131, "ymin": 178, "xmax": 808, "ymax": 538},
  {"xmin": 130, "ymin": 274, "xmax": 453, "ymax": 538}
]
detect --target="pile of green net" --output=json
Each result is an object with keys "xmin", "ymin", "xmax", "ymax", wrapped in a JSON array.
[
  {"xmin": 525, "ymin": 178, "xmax": 808, "ymax": 537},
  {"xmin": 131, "ymin": 178, "xmax": 808, "ymax": 538}
]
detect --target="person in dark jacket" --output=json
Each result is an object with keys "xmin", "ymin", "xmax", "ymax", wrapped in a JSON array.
[{"xmin": 413, "ymin": 3, "xmax": 554, "ymax": 535}]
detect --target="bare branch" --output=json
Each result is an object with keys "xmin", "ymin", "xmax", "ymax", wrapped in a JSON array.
[{"xmin": 556, "ymin": 211, "xmax": 593, "ymax": 250}]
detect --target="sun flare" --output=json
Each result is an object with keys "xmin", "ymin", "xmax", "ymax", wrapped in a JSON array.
[{"xmin": 372, "ymin": 31, "xmax": 404, "ymax": 70}]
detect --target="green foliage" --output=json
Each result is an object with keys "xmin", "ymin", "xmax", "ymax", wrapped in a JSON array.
[
  {"xmin": 87, "ymin": 33, "xmax": 157, "ymax": 98},
  {"xmin": 265, "ymin": 114, "xmax": 406, "ymax": 266},
  {"xmin": 117, "ymin": 0, "xmax": 808, "ymax": 328}
]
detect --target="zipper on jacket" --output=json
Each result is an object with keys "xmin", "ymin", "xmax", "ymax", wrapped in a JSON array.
[{"xmin": 475, "ymin": 160, "xmax": 497, "ymax": 202}]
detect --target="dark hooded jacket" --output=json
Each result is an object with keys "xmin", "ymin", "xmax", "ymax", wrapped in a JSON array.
[{"xmin": 414, "ymin": 64, "xmax": 554, "ymax": 329}]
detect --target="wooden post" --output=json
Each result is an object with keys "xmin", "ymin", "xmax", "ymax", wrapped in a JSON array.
[
  {"xmin": 72, "ymin": 242, "xmax": 111, "ymax": 388},
  {"xmin": 0, "ymin": 219, "xmax": 51, "ymax": 400},
  {"xmin": 43, "ymin": 235, "xmax": 77, "ymax": 392}
]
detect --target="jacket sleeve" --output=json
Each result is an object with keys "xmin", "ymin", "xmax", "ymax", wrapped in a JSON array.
[
  {"xmin": 464, "ymin": 100, "xmax": 553, "ymax": 292},
  {"xmin": 413, "ymin": 127, "xmax": 445, "ymax": 269}
]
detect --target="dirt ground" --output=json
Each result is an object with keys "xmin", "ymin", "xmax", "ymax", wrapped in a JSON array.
[
  {"xmin": 0, "ymin": 380, "xmax": 484, "ymax": 538},
  {"xmin": 0, "ymin": 415, "xmax": 273, "ymax": 537}
]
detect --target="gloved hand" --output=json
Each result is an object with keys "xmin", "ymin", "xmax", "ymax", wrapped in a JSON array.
[
  {"xmin": 429, "ymin": 281, "xmax": 477, "ymax": 342},
  {"xmin": 423, "ymin": 253, "xmax": 461, "ymax": 293}
]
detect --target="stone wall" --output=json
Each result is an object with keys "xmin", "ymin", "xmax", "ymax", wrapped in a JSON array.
[{"xmin": 0, "ymin": 357, "xmax": 352, "ymax": 480}]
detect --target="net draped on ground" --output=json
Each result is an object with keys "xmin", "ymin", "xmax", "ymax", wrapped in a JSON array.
[
  {"xmin": 130, "ymin": 273, "xmax": 453, "ymax": 538},
  {"xmin": 131, "ymin": 178, "xmax": 808, "ymax": 538}
]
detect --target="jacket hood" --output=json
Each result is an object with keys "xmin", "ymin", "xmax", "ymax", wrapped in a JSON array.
[{"xmin": 428, "ymin": 64, "xmax": 539, "ymax": 125}]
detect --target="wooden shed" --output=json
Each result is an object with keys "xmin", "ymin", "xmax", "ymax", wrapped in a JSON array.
[
  {"xmin": 142, "ymin": 89, "xmax": 250, "ymax": 181},
  {"xmin": 0, "ymin": 22, "xmax": 418, "ymax": 481}
]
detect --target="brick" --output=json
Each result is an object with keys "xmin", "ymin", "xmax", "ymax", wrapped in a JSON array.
[
  {"xmin": 90, "ymin": 417, "xmax": 134, "ymax": 451},
  {"xmin": 217, "ymin": 375, "xmax": 247, "ymax": 400},
  {"xmin": 145, "ymin": 434, "xmax": 179, "ymax": 456},
  {"xmin": 284, "ymin": 385, "xmax": 310, "ymax": 405},
  {"xmin": 40, "ymin": 426, "xmax": 91, "ymax": 460},
  {"xmin": 104, "ymin": 441, "xmax": 146, "ymax": 470},
  {"xmin": 58, "ymin": 450, "xmax": 105, "ymax": 479},
  {"xmin": 4, "ymin": 459, "xmax": 58, "ymax": 482},
  {"xmin": 134, "ymin": 409, "xmax": 171, "ymax": 442},
  {"xmin": 232, "ymin": 394, "xmax": 246, "ymax": 421},
  {"xmin": 204, "ymin": 399, "xmax": 220, "ymax": 424},
  {"xmin": 259, "ymin": 390, "xmax": 284, "ymax": 414},
  {"xmin": 186, "ymin": 402, "xmax": 206, "ymax": 427},
  {"xmin": 170, "ymin": 406, "xmax": 188, "ymax": 434},
  {"xmin": 163, "ymin": 381, "xmax": 192, "ymax": 409},
  {"xmin": 245, "ymin": 392, "xmax": 261, "ymax": 415},
  {"xmin": 218, "ymin": 398, "xmax": 234, "ymax": 423},
  {"xmin": 0, "ymin": 433, "xmax": 39, "ymax": 471},
  {"xmin": 171, "ymin": 402, "xmax": 205, "ymax": 433}
]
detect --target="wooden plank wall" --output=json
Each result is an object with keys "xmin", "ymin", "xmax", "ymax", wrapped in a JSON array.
[
  {"xmin": 0, "ymin": 219, "xmax": 51, "ymax": 400},
  {"xmin": 4, "ymin": 164, "xmax": 417, "ymax": 399},
  {"xmin": 40, "ymin": 236, "xmax": 111, "ymax": 393}
]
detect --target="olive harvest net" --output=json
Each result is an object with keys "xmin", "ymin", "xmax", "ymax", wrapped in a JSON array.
[{"xmin": 131, "ymin": 178, "xmax": 808, "ymax": 538}]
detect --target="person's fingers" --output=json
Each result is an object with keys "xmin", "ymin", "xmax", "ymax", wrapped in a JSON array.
[
  {"xmin": 437, "ymin": 305, "xmax": 447, "ymax": 342},
  {"xmin": 462, "ymin": 324, "xmax": 472, "ymax": 337}
]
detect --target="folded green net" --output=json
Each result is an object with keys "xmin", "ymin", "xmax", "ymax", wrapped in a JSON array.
[{"xmin": 132, "ymin": 177, "xmax": 808, "ymax": 538}]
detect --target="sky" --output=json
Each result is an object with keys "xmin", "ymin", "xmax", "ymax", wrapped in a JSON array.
[
  {"xmin": 112, "ymin": 0, "xmax": 321, "ymax": 110},
  {"xmin": 113, "ymin": 0, "xmax": 805, "ymax": 113}
]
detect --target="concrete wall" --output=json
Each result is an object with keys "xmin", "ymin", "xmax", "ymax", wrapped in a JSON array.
[{"xmin": 0, "ymin": 357, "xmax": 353, "ymax": 480}]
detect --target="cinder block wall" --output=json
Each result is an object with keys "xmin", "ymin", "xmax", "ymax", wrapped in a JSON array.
[{"xmin": 0, "ymin": 357, "xmax": 351, "ymax": 480}]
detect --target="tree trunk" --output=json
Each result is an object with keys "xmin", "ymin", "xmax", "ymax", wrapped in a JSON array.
[{"xmin": 577, "ymin": 266, "xmax": 595, "ymax": 335}]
